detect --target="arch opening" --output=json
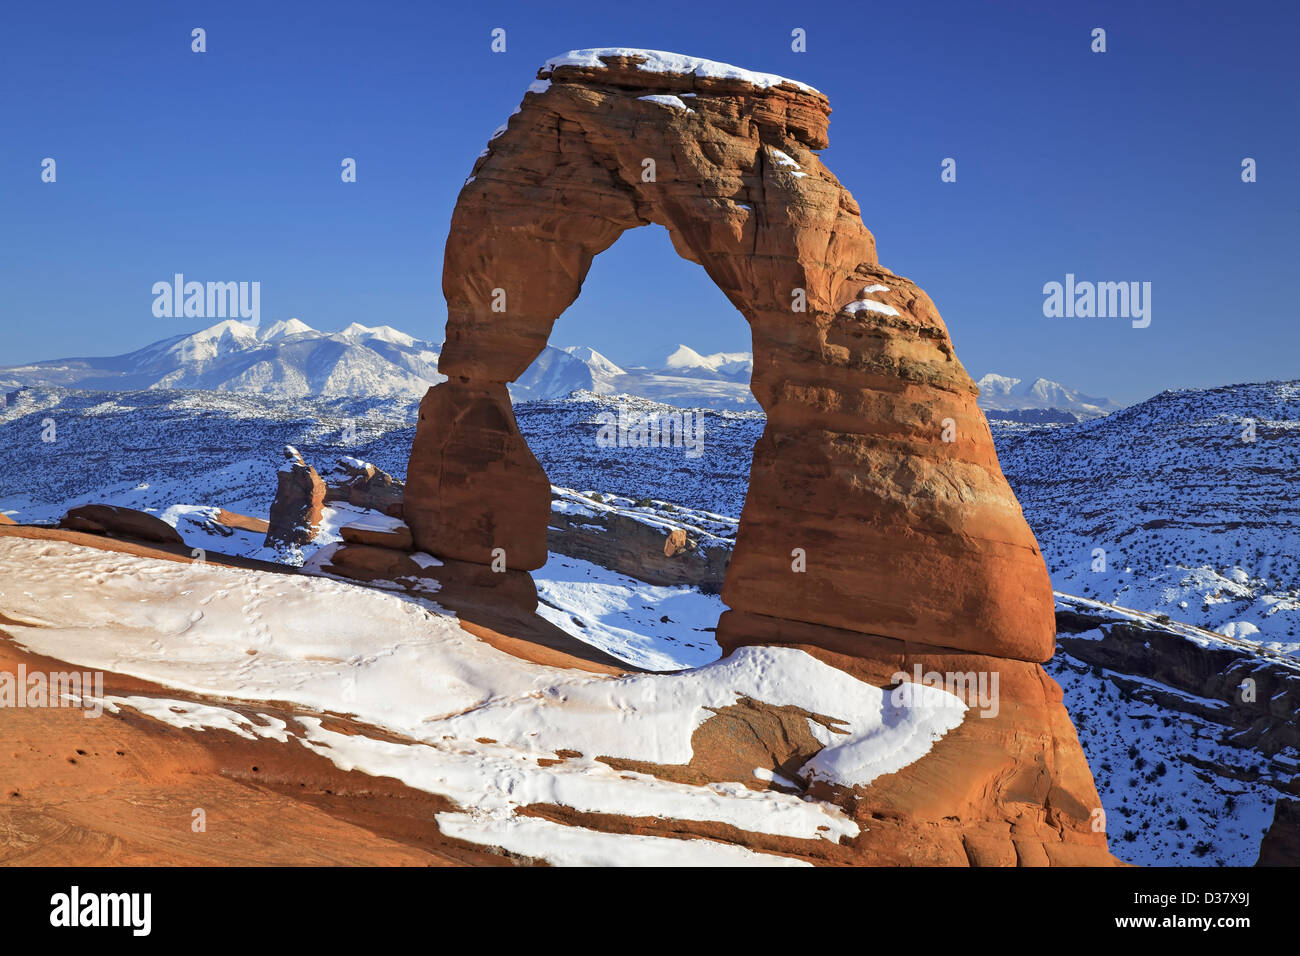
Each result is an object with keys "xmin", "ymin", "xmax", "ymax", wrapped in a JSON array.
[{"xmin": 540, "ymin": 222, "xmax": 757, "ymax": 387}]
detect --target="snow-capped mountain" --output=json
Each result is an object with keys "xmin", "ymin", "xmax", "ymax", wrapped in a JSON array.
[
  {"xmin": 588, "ymin": 345, "xmax": 757, "ymax": 408},
  {"xmin": 977, "ymin": 373, "xmax": 1122, "ymax": 422},
  {"xmin": 517, "ymin": 344, "xmax": 758, "ymax": 406},
  {"xmin": 660, "ymin": 344, "xmax": 753, "ymax": 381},
  {"xmin": 0, "ymin": 322, "xmax": 760, "ymax": 407},
  {"xmin": 559, "ymin": 346, "xmax": 622, "ymax": 377},
  {"xmin": 515, "ymin": 346, "xmax": 621, "ymax": 399},
  {"xmin": 0, "ymin": 319, "xmax": 443, "ymax": 400}
]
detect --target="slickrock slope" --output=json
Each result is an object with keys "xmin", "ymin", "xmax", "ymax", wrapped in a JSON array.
[
  {"xmin": 0, "ymin": 528, "xmax": 1116, "ymax": 866},
  {"xmin": 407, "ymin": 48, "xmax": 1053, "ymax": 662},
  {"xmin": 0, "ymin": 575, "xmax": 513, "ymax": 866},
  {"xmin": 711, "ymin": 612, "xmax": 1116, "ymax": 865}
]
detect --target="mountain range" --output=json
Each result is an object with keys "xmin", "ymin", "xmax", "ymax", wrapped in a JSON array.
[
  {"xmin": 0, "ymin": 319, "xmax": 1116, "ymax": 418},
  {"xmin": 975, "ymin": 373, "xmax": 1122, "ymax": 422}
]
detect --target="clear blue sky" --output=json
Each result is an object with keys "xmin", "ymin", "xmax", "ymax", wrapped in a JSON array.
[{"xmin": 1, "ymin": 0, "xmax": 1296, "ymax": 403}]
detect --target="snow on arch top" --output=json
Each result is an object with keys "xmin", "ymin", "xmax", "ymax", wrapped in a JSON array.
[{"xmin": 538, "ymin": 48, "xmax": 820, "ymax": 95}]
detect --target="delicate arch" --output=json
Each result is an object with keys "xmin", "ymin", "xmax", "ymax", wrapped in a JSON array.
[{"xmin": 406, "ymin": 51, "xmax": 1055, "ymax": 662}]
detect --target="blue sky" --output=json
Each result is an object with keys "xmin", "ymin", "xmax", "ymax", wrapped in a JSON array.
[{"xmin": 1, "ymin": 0, "xmax": 1296, "ymax": 403}]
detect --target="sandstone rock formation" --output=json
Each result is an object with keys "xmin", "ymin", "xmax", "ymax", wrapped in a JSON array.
[
  {"xmin": 322, "ymin": 456, "xmax": 405, "ymax": 517},
  {"xmin": 59, "ymin": 504, "xmax": 185, "ymax": 546},
  {"xmin": 0, "ymin": 512, "xmax": 15, "ymax": 526},
  {"xmin": 710, "ymin": 610, "xmax": 1115, "ymax": 863},
  {"xmin": 2, "ymin": 507, "xmax": 1114, "ymax": 866},
  {"xmin": 175, "ymin": 507, "xmax": 269, "ymax": 540},
  {"xmin": 405, "ymin": 48, "xmax": 1054, "ymax": 662},
  {"xmin": 213, "ymin": 509, "xmax": 269, "ymax": 535},
  {"xmin": 339, "ymin": 520, "xmax": 413, "ymax": 551},
  {"xmin": 264, "ymin": 446, "xmax": 325, "ymax": 549},
  {"xmin": 392, "ymin": 49, "xmax": 1112, "ymax": 865}
]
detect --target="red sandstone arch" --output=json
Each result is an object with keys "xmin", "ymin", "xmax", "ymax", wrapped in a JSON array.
[{"xmin": 405, "ymin": 52, "xmax": 1056, "ymax": 663}]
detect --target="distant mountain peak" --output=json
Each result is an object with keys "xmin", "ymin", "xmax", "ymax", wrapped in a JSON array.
[
  {"xmin": 653, "ymin": 345, "xmax": 754, "ymax": 387},
  {"xmin": 259, "ymin": 318, "xmax": 315, "ymax": 341},
  {"xmin": 664, "ymin": 344, "xmax": 708, "ymax": 369},
  {"xmin": 335, "ymin": 322, "xmax": 420, "ymax": 348},
  {"xmin": 975, "ymin": 373, "xmax": 1022, "ymax": 395},
  {"xmin": 560, "ymin": 345, "xmax": 625, "ymax": 377},
  {"xmin": 663, "ymin": 343, "xmax": 751, "ymax": 369},
  {"xmin": 976, "ymin": 372, "xmax": 1122, "ymax": 422},
  {"xmin": 193, "ymin": 318, "xmax": 259, "ymax": 340}
]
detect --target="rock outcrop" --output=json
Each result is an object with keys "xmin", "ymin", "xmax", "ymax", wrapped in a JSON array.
[
  {"xmin": 405, "ymin": 48, "xmax": 1053, "ymax": 662},
  {"xmin": 1055, "ymin": 595, "xmax": 1300, "ymax": 778},
  {"xmin": 0, "ymin": 513, "xmax": 15, "ymax": 526},
  {"xmin": 1258, "ymin": 797, "xmax": 1300, "ymax": 866},
  {"xmin": 264, "ymin": 446, "xmax": 326, "ymax": 549},
  {"xmin": 175, "ymin": 507, "xmax": 269, "ymax": 540},
  {"xmin": 58, "ymin": 504, "xmax": 185, "ymax": 546},
  {"xmin": 339, "ymin": 520, "xmax": 414, "ymax": 551},
  {"xmin": 547, "ymin": 488, "xmax": 732, "ymax": 592},
  {"xmin": 321, "ymin": 456, "xmax": 405, "ymax": 517},
  {"xmin": 712, "ymin": 610, "xmax": 1116, "ymax": 864}
]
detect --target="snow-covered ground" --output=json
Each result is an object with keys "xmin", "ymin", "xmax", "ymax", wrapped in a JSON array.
[
  {"xmin": 1048, "ymin": 649, "xmax": 1279, "ymax": 866},
  {"xmin": 3, "ymin": 379, "xmax": 1297, "ymax": 865},
  {"xmin": 533, "ymin": 552, "xmax": 724, "ymax": 670},
  {"xmin": 0, "ymin": 387, "xmax": 418, "ymax": 521},
  {"xmin": 994, "ymin": 380, "xmax": 1300, "ymax": 654},
  {"xmin": 13, "ymin": 380, "xmax": 1292, "ymax": 660},
  {"xmin": 0, "ymin": 535, "xmax": 969, "ymax": 866},
  {"xmin": 976, "ymin": 373, "xmax": 1121, "ymax": 421}
]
